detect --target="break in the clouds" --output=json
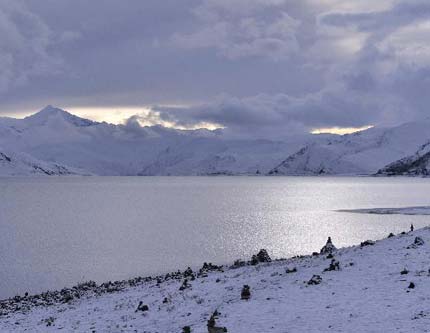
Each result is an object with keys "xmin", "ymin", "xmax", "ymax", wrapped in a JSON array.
[{"xmin": 0, "ymin": 0, "xmax": 430, "ymax": 138}]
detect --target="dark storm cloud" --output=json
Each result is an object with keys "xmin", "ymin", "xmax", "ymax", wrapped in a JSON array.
[
  {"xmin": 0, "ymin": 0, "xmax": 430, "ymax": 137},
  {"xmin": 0, "ymin": 1, "xmax": 62, "ymax": 93}
]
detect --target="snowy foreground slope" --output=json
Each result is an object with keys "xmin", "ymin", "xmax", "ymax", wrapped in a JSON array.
[{"xmin": 2, "ymin": 226, "xmax": 430, "ymax": 332}]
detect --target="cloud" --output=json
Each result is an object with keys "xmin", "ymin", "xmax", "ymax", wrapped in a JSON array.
[
  {"xmin": 0, "ymin": 1, "xmax": 62, "ymax": 93},
  {"xmin": 144, "ymin": 88, "xmax": 382, "ymax": 139},
  {"xmin": 316, "ymin": 0, "xmax": 430, "ymax": 123},
  {"xmin": 1, "ymin": 0, "xmax": 430, "ymax": 139},
  {"xmin": 171, "ymin": 1, "xmax": 300, "ymax": 60},
  {"xmin": 139, "ymin": 0, "xmax": 430, "ymax": 138}
]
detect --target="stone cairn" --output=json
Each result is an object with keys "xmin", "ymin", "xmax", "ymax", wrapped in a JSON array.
[{"xmin": 320, "ymin": 237, "xmax": 337, "ymax": 254}]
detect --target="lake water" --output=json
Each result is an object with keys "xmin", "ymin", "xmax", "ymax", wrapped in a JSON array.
[{"xmin": 1, "ymin": 176, "xmax": 429, "ymax": 299}]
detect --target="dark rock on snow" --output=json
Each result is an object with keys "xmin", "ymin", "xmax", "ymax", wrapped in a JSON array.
[
  {"xmin": 360, "ymin": 240, "xmax": 375, "ymax": 247},
  {"xmin": 135, "ymin": 301, "xmax": 149, "ymax": 312},
  {"xmin": 407, "ymin": 237, "xmax": 425, "ymax": 249},
  {"xmin": 251, "ymin": 249, "xmax": 272, "ymax": 265},
  {"xmin": 320, "ymin": 237, "xmax": 337, "ymax": 254},
  {"xmin": 241, "ymin": 285, "xmax": 251, "ymax": 300},
  {"xmin": 307, "ymin": 275, "xmax": 323, "ymax": 285}
]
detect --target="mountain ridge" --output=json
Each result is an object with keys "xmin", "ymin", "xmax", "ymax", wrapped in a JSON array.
[
  {"xmin": 1, "ymin": 105, "xmax": 430, "ymax": 177},
  {"xmin": 269, "ymin": 118, "xmax": 430, "ymax": 176},
  {"xmin": 0, "ymin": 106, "xmax": 312, "ymax": 176}
]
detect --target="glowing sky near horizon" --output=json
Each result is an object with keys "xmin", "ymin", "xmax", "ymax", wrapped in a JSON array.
[{"xmin": 4, "ymin": 106, "xmax": 371, "ymax": 135}]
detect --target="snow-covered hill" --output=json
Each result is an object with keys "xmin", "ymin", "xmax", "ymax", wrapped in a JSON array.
[
  {"xmin": 377, "ymin": 142, "xmax": 430, "ymax": 176},
  {"xmin": 1, "ymin": 223, "xmax": 429, "ymax": 332},
  {"xmin": 2, "ymin": 106, "xmax": 430, "ymax": 176},
  {"xmin": 0, "ymin": 106, "xmax": 310, "ymax": 176},
  {"xmin": 0, "ymin": 149, "xmax": 86, "ymax": 176},
  {"xmin": 269, "ymin": 119, "xmax": 430, "ymax": 175}
]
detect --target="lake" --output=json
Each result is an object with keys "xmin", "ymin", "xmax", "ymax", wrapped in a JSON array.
[{"xmin": 0, "ymin": 176, "xmax": 429, "ymax": 299}]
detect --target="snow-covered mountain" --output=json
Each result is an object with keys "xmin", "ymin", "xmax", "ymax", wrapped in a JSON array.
[
  {"xmin": 2, "ymin": 106, "xmax": 430, "ymax": 176},
  {"xmin": 377, "ymin": 142, "xmax": 430, "ymax": 176},
  {"xmin": 0, "ymin": 106, "xmax": 310, "ymax": 176},
  {"xmin": 269, "ymin": 119, "xmax": 430, "ymax": 175},
  {"xmin": 0, "ymin": 148, "xmax": 86, "ymax": 176}
]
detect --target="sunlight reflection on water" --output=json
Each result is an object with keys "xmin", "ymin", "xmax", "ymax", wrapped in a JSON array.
[{"xmin": 0, "ymin": 176, "xmax": 429, "ymax": 298}]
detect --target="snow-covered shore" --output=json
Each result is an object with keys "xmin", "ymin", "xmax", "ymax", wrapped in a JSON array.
[
  {"xmin": 2, "ymin": 226, "xmax": 430, "ymax": 332},
  {"xmin": 338, "ymin": 206, "xmax": 430, "ymax": 215}
]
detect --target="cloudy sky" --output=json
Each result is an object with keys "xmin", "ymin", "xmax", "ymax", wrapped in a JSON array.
[{"xmin": 0, "ymin": 0, "xmax": 429, "ymax": 138}]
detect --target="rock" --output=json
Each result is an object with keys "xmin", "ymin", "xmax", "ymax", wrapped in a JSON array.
[
  {"xmin": 407, "ymin": 236, "xmax": 425, "ymax": 249},
  {"xmin": 415, "ymin": 236, "xmax": 424, "ymax": 245},
  {"xmin": 42, "ymin": 317, "xmax": 56, "ymax": 327},
  {"xmin": 400, "ymin": 268, "xmax": 409, "ymax": 275},
  {"xmin": 286, "ymin": 267, "xmax": 297, "ymax": 274},
  {"xmin": 62, "ymin": 294, "xmax": 74, "ymax": 303},
  {"xmin": 207, "ymin": 311, "xmax": 227, "ymax": 333},
  {"xmin": 179, "ymin": 279, "xmax": 191, "ymax": 291},
  {"xmin": 231, "ymin": 259, "xmax": 246, "ymax": 269},
  {"xmin": 324, "ymin": 259, "xmax": 340, "ymax": 272},
  {"xmin": 241, "ymin": 285, "xmax": 251, "ymax": 300},
  {"xmin": 135, "ymin": 301, "xmax": 149, "ymax": 312},
  {"xmin": 183, "ymin": 267, "xmax": 194, "ymax": 278},
  {"xmin": 320, "ymin": 237, "xmax": 337, "ymax": 254},
  {"xmin": 208, "ymin": 326, "xmax": 228, "ymax": 333},
  {"xmin": 360, "ymin": 240, "xmax": 375, "ymax": 247},
  {"xmin": 307, "ymin": 275, "xmax": 322, "ymax": 285},
  {"xmin": 183, "ymin": 326, "xmax": 191, "ymax": 333},
  {"xmin": 388, "ymin": 233, "xmax": 395, "ymax": 238},
  {"xmin": 408, "ymin": 282, "xmax": 415, "ymax": 289},
  {"xmin": 198, "ymin": 263, "xmax": 223, "ymax": 277},
  {"xmin": 251, "ymin": 249, "xmax": 271, "ymax": 265}
]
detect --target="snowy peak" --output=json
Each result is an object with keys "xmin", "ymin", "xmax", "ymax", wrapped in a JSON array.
[
  {"xmin": 24, "ymin": 105, "xmax": 97, "ymax": 127},
  {"xmin": 2, "ymin": 105, "xmax": 430, "ymax": 177}
]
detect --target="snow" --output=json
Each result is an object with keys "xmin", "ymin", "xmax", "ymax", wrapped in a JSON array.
[
  {"xmin": 339, "ymin": 206, "xmax": 430, "ymax": 215},
  {"xmin": 377, "ymin": 142, "xmax": 430, "ymax": 176},
  {"xmin": 0, "ymin": 106, "xmax": 310, "ymax": 176},
  {"xmin": 2, "ymin": 226, "xmax": 430, "ymax": 332},
  {"xmin": 0, "ymin": 148, "xmax": 88, "ymax": 176},
  {"xmin": 2, "ymin": 106, "xmax": 430, "ymax": 176},
  {"xmin": 270, "ymin": 119, "xmax": 430, "ymax": 176}
]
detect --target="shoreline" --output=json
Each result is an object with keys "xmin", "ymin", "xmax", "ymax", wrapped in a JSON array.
[{"xmin": 2, "ymin": 225, "xmax": 429, "ymax": 332}]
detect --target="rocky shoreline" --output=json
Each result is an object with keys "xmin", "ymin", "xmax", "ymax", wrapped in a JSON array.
[
  {"xmin": 0, "ymin": 249, "xmax": 278, "ymax": 318},
  {"xmin": 1, "ymin": 226, "xmax": 429, "ymax": 332}
]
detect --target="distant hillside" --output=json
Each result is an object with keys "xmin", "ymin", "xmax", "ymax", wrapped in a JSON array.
[
  {"xmin": 377, "ymin": 142, "xmax": 430, "ymax": 176},
  {"xmin": 0, "ymin": 106, "xmax": 309, "ymax": 176},
  {"xmin": 2, "ymin": 106, "xmax": 430, "ymax": 177},
  {"xmin": 0, "ymin": 149, "xmax": 86, "ymax": 176},
  {"xmin": 269, "ymin": 119, "xmax": 430, "ymax": 176}
]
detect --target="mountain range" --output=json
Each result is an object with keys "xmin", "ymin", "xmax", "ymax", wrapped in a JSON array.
[{"xmin": 0, "ymin": 106, "xmax": 429, "ymax": 176}]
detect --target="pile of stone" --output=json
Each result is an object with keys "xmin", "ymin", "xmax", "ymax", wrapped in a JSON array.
[{"xmin": 320, "ymin": 237, "xmax": 337, "ymax": 254}]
